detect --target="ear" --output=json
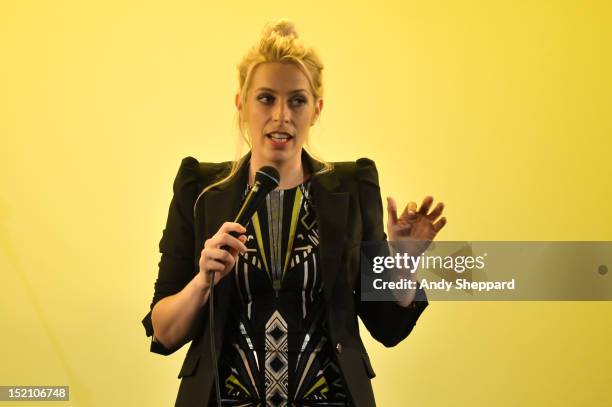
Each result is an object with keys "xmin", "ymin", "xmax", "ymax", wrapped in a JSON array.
[
  {"xmin": 311, "ymin": 98, "xmax": 324, "ymax": 126},
  {"xmin": 235, "ymin": 93, "xmax": 242, "ymax": 111}
]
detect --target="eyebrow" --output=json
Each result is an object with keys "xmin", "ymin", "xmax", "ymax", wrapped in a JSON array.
[{"xmin": 255, "ymin": 87, "xmax": 311, "ymax": 95}]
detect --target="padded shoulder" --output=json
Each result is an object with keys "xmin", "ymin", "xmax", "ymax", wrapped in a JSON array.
[
  {"xmin": 174, "ymin": 156, "xmax": 231, "ymax": 193},
  {"xmin": 171, "ymin": 157, "xmax": 199, "ymax": 195},
  {"xmin": 328, "ymin": 157, "xmax": 379, "ymax": 188},
  {"xmin": 171, "ymin": 157, "xmax": 232, "ymax": 218},
  {"xmin": 355, "ymin": 157, "xmax": 379, "ymax": 187}
]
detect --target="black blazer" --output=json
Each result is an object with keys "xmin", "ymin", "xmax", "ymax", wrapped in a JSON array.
[{"xmin": 142, "ymin": 150, "xmax": 428, "ymax": 407}]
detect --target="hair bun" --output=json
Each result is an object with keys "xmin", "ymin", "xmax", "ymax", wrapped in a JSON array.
[{"xmin": 262, "ymin": 19, "xmax": 299, "ymax": 39}]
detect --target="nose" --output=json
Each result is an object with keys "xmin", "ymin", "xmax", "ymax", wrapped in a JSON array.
[{"xmin": 272, "ymin": 99, "xmax": 290, "ymax": 123}]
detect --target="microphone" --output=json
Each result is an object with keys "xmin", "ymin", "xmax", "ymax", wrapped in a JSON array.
[
  {"xmin": 234, "ymin": 166, "xmax": 280, "ymax": 229},
  {"xmin": 210, "ymin": 166, "xmax": 279, "ymax": 407},
  {"xmin": 221, "ymin": 166, "xmax": 281, "ymax": 246}
]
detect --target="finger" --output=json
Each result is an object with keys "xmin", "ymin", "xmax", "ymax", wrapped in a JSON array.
[
  {"xmin": 205, "ymin": 259, "xmax": 230, "ymax": 280},
  {"xmin": 200, "ymin": 251, "xmax": 226, "ymax": 273},
  {"xmin": 212, "ymin": 232, "xmax": 248, "ymax": 253},
  {"xmin": 433, "ymin": 217, "xmax": 447, "ymax": 233},
  {"xmin": 204, "ymin": 260, "xmax": 225, "ymax": 274},
  {"xmin": 418, "ymin": 196, "xmax": 434, "ymax": 215},
  {"xmin": 386, "ymin": 197, "xmax": 399, "ymax": 225},
  {"xmin": 203, "ymin": 247, "xmax": 230, "ymax": 264},
  {"xmin": 218, "ymin": 221, "xmax": 247, "ymax": 235},
  {"xmin": 427, "ymin": 202, "xmax": 445, "ymax": 220},
  {"xmin": 401, "ymin": 201, "xmax": 418, "ymax": 219},
  {"xmin": 206, "ymin": 248, "xmax": 237, "ymax": 268}
]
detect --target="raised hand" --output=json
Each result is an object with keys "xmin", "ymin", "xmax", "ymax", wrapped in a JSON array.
[{"xmin": 386, "ymin": 196, "xmax": 447, "ymax": 244}]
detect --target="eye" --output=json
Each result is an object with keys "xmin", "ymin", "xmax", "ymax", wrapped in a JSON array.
[
  {"xmin": 257, "ymin": 93, "xmax": 274, "ymax": 104},
  {"xmin": 291, "ymin": 96, "xmax": 307, "ymax": 107}
]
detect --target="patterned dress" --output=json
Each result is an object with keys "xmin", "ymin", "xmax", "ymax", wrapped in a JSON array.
[{"xmin": 210, "ymin": 181, "xmax": 351, "ymax": 407}]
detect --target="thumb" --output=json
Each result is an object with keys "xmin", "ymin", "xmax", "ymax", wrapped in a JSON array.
[{"xmin": 387, "ymin": 196, "xmax": 399, "ymax": 225}]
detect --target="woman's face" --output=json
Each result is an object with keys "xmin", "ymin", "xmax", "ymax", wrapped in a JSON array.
[{"xmin": 237, "ymin": 62, "xmax": 322, "ymax": 166}]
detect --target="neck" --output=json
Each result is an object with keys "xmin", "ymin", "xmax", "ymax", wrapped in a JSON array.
[{"xmin": 249, "ymin": 153, "xmax": 308, "ymax": 190}]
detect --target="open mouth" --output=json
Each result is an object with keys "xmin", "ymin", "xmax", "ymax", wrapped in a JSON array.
[{"xmin": 266, "ymin": 132, "xmax": 293, "ymax": 144}]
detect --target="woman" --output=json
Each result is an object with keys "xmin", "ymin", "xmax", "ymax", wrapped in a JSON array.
[{"xmin": 142, "ymin": 20, "xmax": 446, "ymax": 407}]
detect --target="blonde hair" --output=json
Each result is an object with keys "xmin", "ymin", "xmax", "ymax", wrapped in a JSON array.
[{"xmin": 195, "ymin": 19, "xmax": 332, "ymax": 208}]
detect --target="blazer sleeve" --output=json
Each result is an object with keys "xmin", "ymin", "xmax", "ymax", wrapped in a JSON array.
[
  {"xmin": 354, "ymin": 157, "xmax": 429, "ymax": 347},
  {"xmin": 141, "ymin": 156, "xmax": 201, "ymax": 355}
]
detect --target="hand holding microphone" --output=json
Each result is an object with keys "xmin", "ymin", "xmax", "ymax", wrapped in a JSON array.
[
  {"xmin": 198, "ymin": 222, "xmax": 248, "ymax": 289},
  {"xmin": 197, "ymin": 166, "xmax": 280, "ymax": 290}
]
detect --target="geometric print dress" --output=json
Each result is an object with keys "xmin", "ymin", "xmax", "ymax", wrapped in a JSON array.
[{"xmin": 209, "ymin": 180, "xmax": 351, "ymax": 406}]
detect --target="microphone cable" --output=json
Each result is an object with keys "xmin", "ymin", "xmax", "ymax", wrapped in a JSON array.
[{"xmin": 209, "ymin": 269, "xmax": 222, "ymax": 407}]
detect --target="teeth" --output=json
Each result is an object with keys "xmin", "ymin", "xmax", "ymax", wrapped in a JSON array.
[{"xmin": 268, "ymin": 132, "xmax": 291, "ymax": 140}]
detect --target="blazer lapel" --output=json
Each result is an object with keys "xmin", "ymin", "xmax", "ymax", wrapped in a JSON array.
[{"xmin": 305, "ymin": 153, "xmax": 350, "ymax": 303}]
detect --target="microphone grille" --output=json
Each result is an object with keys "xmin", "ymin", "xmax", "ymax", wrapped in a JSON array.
[{"xmin": 255, "ymin": 166, "xmax": 280, "ymax": 190}]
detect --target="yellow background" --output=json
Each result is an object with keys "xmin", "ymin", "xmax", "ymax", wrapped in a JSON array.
[{"xmin": 1, "ymin": 1, "xmax": 611, "ymax": 406}]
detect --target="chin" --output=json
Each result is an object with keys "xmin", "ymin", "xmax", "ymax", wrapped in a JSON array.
[{"xmin": 263, "ymin": 149, "xmax": 297, "ymax": 164}]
